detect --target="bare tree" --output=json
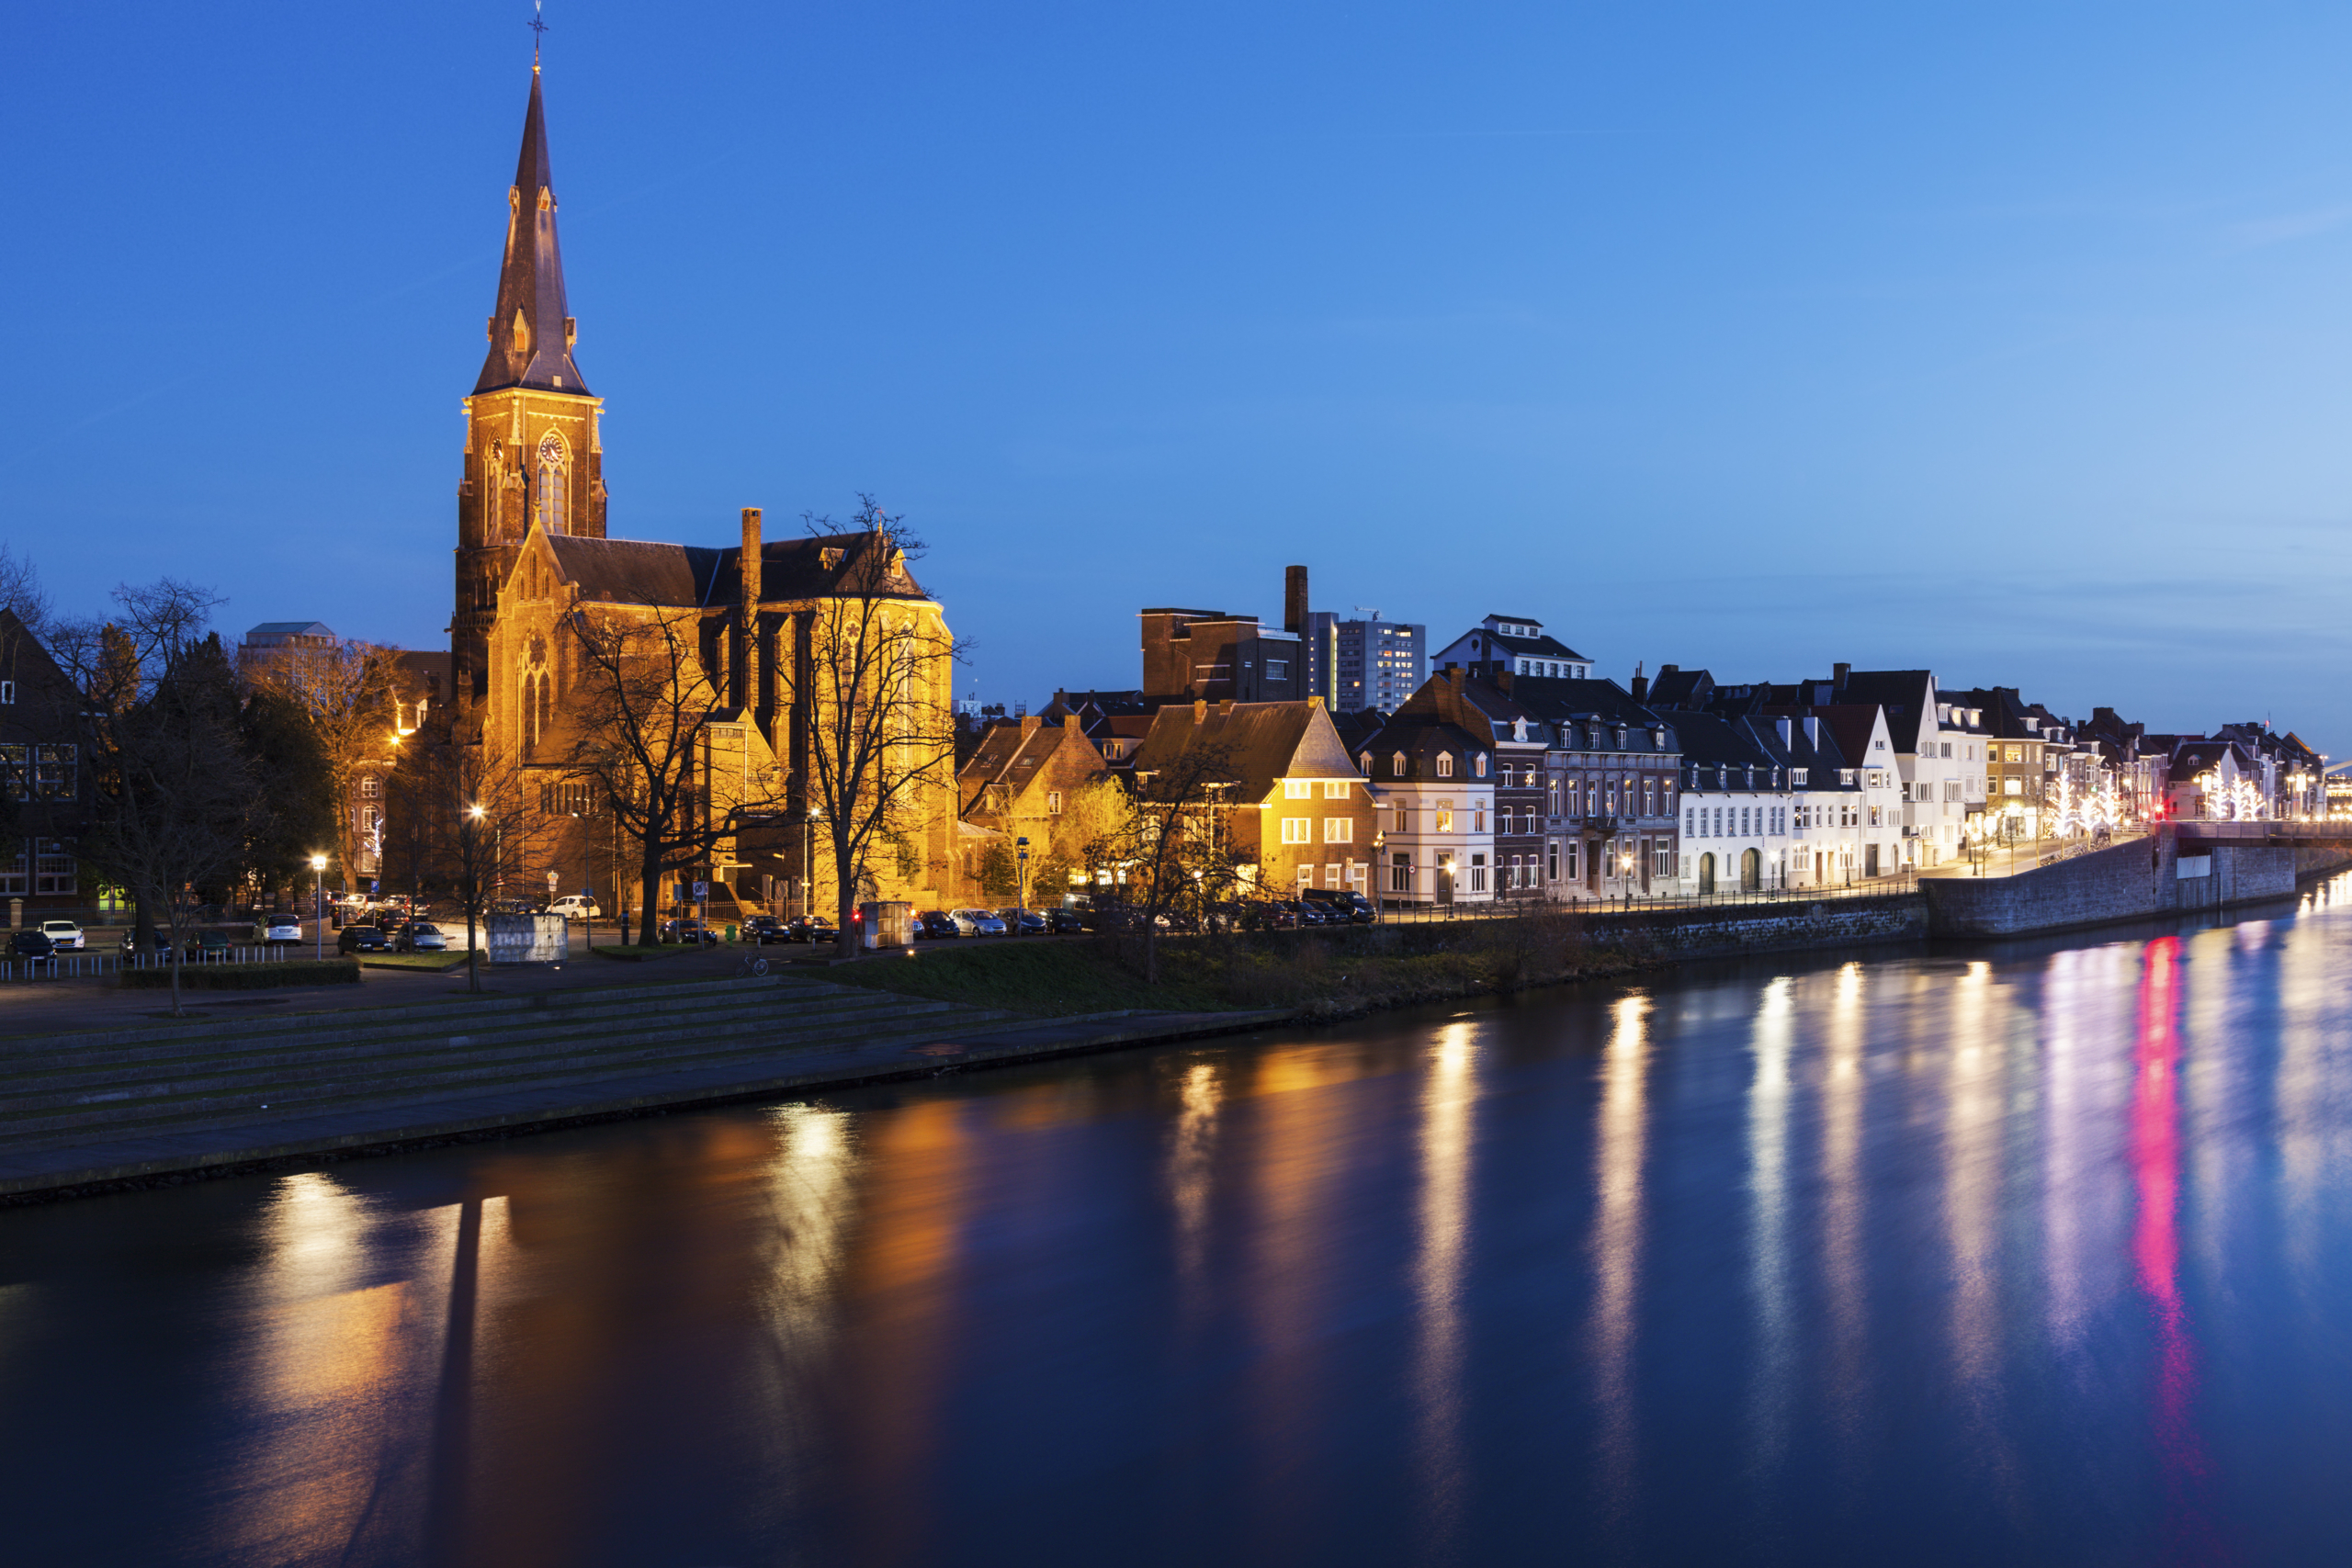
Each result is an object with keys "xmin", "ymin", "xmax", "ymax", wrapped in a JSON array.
[
  {"xmin": 399, "ymin": 738, "xmax": 548, "ymax": 992},
  {"xmin": 43, "ymin": 585, "xmax": 262, "ymax": 1017},
  {"xmin": 563, "ymin": 603, "xmax": 786, "ymax": 946},
  {"xmin": 243, "ymin": 639, "xmax": 403, "ymax": 888},
  {"xmin": 1113, "ymin": 742, "xmax": 1243, "ymax": 984},
  {"xmin": 0, "ymin": 542, "xmax": 51, "ymax": 640},
  {"xmin": 783, "ymin": 500, "xmax": 962, "ymax": 960}
]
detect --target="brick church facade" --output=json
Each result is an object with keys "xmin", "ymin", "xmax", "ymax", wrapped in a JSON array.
[{"xmin": 452, "ymin": 65, "xmax": 957, "ymax": 922}]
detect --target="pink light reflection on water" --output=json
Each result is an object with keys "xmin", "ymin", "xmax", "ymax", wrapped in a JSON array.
[{"xmin": 2130, "ymin": 936, "xmax": 2230, "ymax": 1566}]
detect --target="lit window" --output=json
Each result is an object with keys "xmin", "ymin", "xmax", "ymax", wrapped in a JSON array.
[
  {"xmin": 1047, "ymin": 791, "xmax": 1063, "ymax": 814},
  {"xmin": 1436, "ymin": 753, "xmax": 1454, "ymax": 778},
  {"xmin": 1284, "ymin": 779, "xmax": 1312, "ymax": 798},
  {"xmin": 1435, "ymin": 805, "xmax": 1454, "ymax": 833},
  {"xmin": 1323, "ymin": 780, "xmax": 1349, "ymax": 799},
  {"xmin": 1282, "ymin": 818, "xmax": 1312, "ymax": 844},
  {"xmin": 1323, "ymin": 818, "xmax": 1351, "ymax": 843}
]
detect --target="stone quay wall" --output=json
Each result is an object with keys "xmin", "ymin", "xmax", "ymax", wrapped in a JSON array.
[
  {"xmin": 1577, "ymin": 895, "xmax": 1928, "ymax": 960},
  {"xmin": 1921, "ymin": 832, "xmax": 2349, "ymax": 939}
]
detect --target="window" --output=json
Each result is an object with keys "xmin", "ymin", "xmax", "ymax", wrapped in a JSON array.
[
  {"xmin": 1266, "ymin": 660, "xmax": 1289, "ymax": 681},
  {"xmin": 1297, "ymin": 864, "xmax": 1316, "ymax": 890},
  {"xmin": 1391, "ymin": 852, "xmax": 1412, "ymax": 892},
  {"xmin": 1840, "ymin": 769, "xmax": 1857, "ymax": 785},
  {"xmin": 1547, "ymin": 781, "xmax": 1559, "ymax": 815},
  {"xmin": 1684, "ymin": 807, "xmax": 1695, "ymax": 836},
  {"xmin": 2005, "ymin": 778, "xmax": 2022, "ymax": 796},
  {"xmin": 0, "ymin": 681, "xmax": 12, "ymax": 705},
  {"xmin": 1643, "ymin": 780, "xmax": 1656, "ymax": 817},
  {"xmin": 33, "ymin": 744, "xmax": 74, "ymax": 800},
  {"xmin": 1360, "ymin": 752, "xmax": 1374, "ymax": 774},
  {"xmin": 1940, "ymin": 742, "xmax": 1953, "ymax": 759},
  {"xmin": 1323, "ymin": 780, "xmax": 1350, "ymax": 799},
  {"xmin": 1547, "ymin": 840, "xmax": 1560, "ymax": 879},
  {"xmin": 1281, "ymin": 818, "xmax": 1313, "ymax": 844},
  {"xmin": 1436, "ymin": 753, "xmax": 1454, "ymax": 778},
  {"xmin": 1472, "ymin": 806, "xmax": 1487, "ymax": 833},
  {"xmin": 536, "ymin": 430, "xmax": 570, "ymax": 535},
  {"xmin": 1469, "ymin": 854, "xmax": 1487, "ymax": 893},
  {"xmin": 1323, "ymin": 818, "xmax": 1352, "ymax": 843},
  {"xmin": 1654, "ymin": 845, "xmax": 1675, "ymax": 878},
  {"xmin": 1473, "ymin": 753, "xmax": 1487, "ymax": 778},
  {"xmin": 1394, "ymin": 807, "xmax": 1410, "ymax": 833},
  {"xmin": 1392, "ymin": 751, "xmax": 1408, "ymax": 774},
  {"xmin": 360, "ymin": 776, "xmax": 382, "ymax": 800},
  {"xmin": 0, "ymin": 839, "xmax": 22, "ymax": 895},
  {"xmin": 1047, "ymin": 791, "xmax": 1063, "ymax": 814},
  {"xmin": 2007, "ymin": 745, "xmax": 2023, "ymax": 763},
  {"xmin": 1284, "ymin": 779, "xmax": 1312, "ymax": 798},
  {"xmin": 0, "ymin": 744, "xmax": 24, "ymax": 802},
  {"xmin": 1435, "ymin": 804, "xmax": 1454, "ymax": 833},
  {"xmin": 33, "ymin": 840, "xmax": 74, "ymax": 895}
]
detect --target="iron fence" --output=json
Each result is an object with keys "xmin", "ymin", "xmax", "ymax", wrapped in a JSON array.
[{"xmin": 1369, "ymin": 871, "xmax": 1921, "ymax": 923}]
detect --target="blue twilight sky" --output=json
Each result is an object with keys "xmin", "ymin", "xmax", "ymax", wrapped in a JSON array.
[{"xmin": 6, "ymin": 3, "xmax": 2351, "ymax": 750}]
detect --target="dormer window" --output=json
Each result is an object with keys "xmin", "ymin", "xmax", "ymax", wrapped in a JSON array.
[
  {"xmin": 1436, "ymin": 752, "xmax": 1454, "ymax": 778},
  {"xmin": 1360, "ymin": 751, "xmax": 1374, "ymax": 774},
  {"xmin": 1792, "ymin": 769, "xmax": 1806, "ymax": 785},
  {"xmin": 1473, "ymin": 753, "xmax": 1487, "ymax": 777},
  {"xmin": 1392, "ymin": 751, "xmax": 1408, "ymax": 774}
]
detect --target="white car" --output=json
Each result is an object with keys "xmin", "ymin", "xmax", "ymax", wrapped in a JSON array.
[
  {"xmin": 548, "ymin": 894, "xmax": 601, "ymax": 919},
  {"xmin": 40, "ymin": 919, "xmax": 84, "ymax": 951},
  {"xmin": 256, "ymin": 915, "xmax": 304, "ymax": 945},
  {"xmin": 949, "ymin": 908, "xmax": 1007, "ymax": 937}
]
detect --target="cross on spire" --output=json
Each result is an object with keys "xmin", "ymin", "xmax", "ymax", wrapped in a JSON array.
[{"xmin": 529, "ymin": 2, "xmax": 548, "ymax": 71}]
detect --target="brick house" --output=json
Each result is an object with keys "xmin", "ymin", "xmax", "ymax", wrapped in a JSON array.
[
  {"xmin": 0, "ymin": 608, "xmax": 91, "ymax": 924},
  {"xmin": 956, "ymin": 714, "xmax": 1109, "ymax": 901},
  {"xmin": 1127, "ymin": 698, "xmax": 1380, "ymax": 897}
]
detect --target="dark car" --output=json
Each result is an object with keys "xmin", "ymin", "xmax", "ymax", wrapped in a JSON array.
[
  {"xmin": 1248, "ymin": 899, "xmax": 1298, "ymax": 930},
  {"xmin": 661, "ymin": 918, "xmax": 719, "ymax": 946},
  {"xmin": 1046, "ymin": 907, "xmax": 1085, "ymax": 935},
  {"xmin": 1301, "ymin": 889, "xmax": 1377, "ymax": 925},
  {"xmin": 1270, "ymin": 898, "xmax": 1323, "ymax": 928},
  {"xmin": 742, "ymin": 916, "xmax": 786, "ymax": 946},
  {"xmin": 997, "ymin": 908, "xmax": 1047, "ymax": 936},
  {"xmin": 914, "ymin": 909, "xmax": 961, "ymax": 940},
  {"xmin": 337, "ymin": 924, "xmax": 389, "ymax": 953},
  {"xmin": 10, "ymin": 929, "xmax": 55, "ymax": 960},
  {"xmin": 786, "ymin": 915, "xmax": 839, "ymax": 944}
]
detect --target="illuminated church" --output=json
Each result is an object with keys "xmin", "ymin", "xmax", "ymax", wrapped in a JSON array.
[{"xmin": 450, "ymin": 63, "xmax": 957, "ymax": 919}]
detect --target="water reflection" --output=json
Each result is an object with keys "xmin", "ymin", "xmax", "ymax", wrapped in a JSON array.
[
  {"xmin": 1412, "ymin": 1022, "xmax": 1478, "ymax": 1550},
  {"xmin": 1589, "ymin": 993, "xmax": 1651, "ymax": 1527},
  {"xmin": 18, "ymin": 886, "xmax": 2352, "ymax": 1563}
]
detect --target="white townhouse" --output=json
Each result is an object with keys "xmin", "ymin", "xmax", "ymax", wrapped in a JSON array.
[
  {"xmin": 1673, "ymin": 712, "xmax": 1796, "ymax": 893},
  {"xmin": 1358, "ymin": 719, "xmax": 1497, "ymax": 905}
]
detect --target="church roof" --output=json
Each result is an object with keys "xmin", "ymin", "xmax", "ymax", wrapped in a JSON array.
[
  {"xmin": 473, "ymin": 69, "xmax": 591, "ymax": 398},
  {"xmin": 546, "ymin": 530, "xmax": 932, "ymax": 607}
]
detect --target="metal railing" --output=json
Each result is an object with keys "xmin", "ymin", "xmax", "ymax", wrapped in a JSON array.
[
  {"xmin": 1, "ymin": 943, "xmax": 320, "ymax": 983},
  {"xmin": 1371, "ymin": 870, "xmax": 1921, "ymax": 922}
]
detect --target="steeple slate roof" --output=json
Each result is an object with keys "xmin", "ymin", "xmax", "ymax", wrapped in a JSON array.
[{"xmin": 474, "ymin": 69, "xmax": 591, "ymax": 398}]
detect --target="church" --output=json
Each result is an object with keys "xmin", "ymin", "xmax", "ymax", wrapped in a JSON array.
[{"xmin": 450, "ymin": 63, "xmax": 959, "ymax": 924}]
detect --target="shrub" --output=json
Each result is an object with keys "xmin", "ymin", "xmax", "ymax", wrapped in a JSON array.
[{"xmin": 118, "ymin": 959, "xmax": 361, "ymax": 990}]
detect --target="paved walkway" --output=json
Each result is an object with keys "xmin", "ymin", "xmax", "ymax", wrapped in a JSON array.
[{"xmin": 0, "ymin": 938, "xmax": 847, "ymax": 1039}]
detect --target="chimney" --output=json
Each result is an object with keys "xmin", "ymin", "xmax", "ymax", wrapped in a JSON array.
[
  {"xmin": 1630, "ymin": 660, "xmax": 1649, "ymax": 702},
  {"xmin": 1284, "ymin": 565, "xmax": 1309, "ymax": 635},
  {"xmin": 740, "ymin": 508, "xmax": 763, "ymax": 605},
  {"xmin": 1803, "ymin": 716, "xmax": 1820, "ymax": 749},
  {"xmin": 1833, "ymin": 661, "xmax": 1850, "ymax": 690},
  {"xmin": 1775, "ymin": 716, "xmax": 1792, "ymax": 747},
  {"xmin": 1020, "ymin": 714, "xmax": 1042, "ymax": 737}
]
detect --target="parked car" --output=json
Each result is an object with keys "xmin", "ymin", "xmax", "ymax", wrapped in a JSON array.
[
  {"xmin": 337, "ymin": 924, "xmax": 389, "ymax": 954},
  {"xmin": 548, "ymin": 894, "xmax": 601, "ymax": 919},
  {"xmin": 786, "ymin": 915, "xmax": 839, "ymax": 944},
  {"xmin": 741, "ymin": 915, "xmax": 786, "ymax": 945},
  {"xmin": 255, "ymin": 914, "xmax": 305, "ymax": 946},
  {"xmin": 1301, "ymin": 888, "xmax": 1377, "ymax": 925},
  {"xmin": 1046, "ymin": 907, "xmax": 1086, "ymax": 935},
  {"xmin": 187, "ymin": 930, "xmax": 233, "ymax": 961},
  {"xmin": 661, "ymin": 918, "xmax": 718, "ymax": 947},
  {"xmin": 997, "ymin": 908, "xmax": 1047, "ymax": 936},
  {"xmin": 10, "ymin": 930, "xmax": 55, "ymax": 960},
  {"xmin": 39, "ymin": 919, "xmax": 85, "ymax": 951},
  {"xmin": 950, "ymin": 908, "xmax": 1007, "ymax": 937},
  {"xmin": 915, "ymin": 909, "xmax": 962, "ymax": 940},
  {"xmin": 393, "ymin": 921, "xmax": 448, "ymax": 953}
]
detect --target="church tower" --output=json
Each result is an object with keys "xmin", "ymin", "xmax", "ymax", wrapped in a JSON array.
[{"xmin": 453, "ymin": 64, "xmax": 606, "ymax": 710}]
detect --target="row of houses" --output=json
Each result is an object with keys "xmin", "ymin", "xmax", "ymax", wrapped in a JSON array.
[{"xmin": 944, "ymin": 569, "xmax": 2333, "ymax": 908}]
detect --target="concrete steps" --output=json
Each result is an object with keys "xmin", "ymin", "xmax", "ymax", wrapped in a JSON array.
[{"xmin": 0, "ymin": 976, "xmax": 1023, "ymax": 1156}]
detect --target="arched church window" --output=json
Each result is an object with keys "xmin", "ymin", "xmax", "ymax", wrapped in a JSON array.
[{"xmin": 537, "ymin": 431, "xmax": 569, "ymax": 536}]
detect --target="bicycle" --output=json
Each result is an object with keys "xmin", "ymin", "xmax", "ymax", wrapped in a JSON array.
[{"xmin": 735, "ymin": 953, "xmax": 772, "ymax": 979}]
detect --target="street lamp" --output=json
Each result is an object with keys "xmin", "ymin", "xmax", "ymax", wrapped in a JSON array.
[{"xmin": 310, "ymin": 854, "xmax": 327, "ymax": 961}]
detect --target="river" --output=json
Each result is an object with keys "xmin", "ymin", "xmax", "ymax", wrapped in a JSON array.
[{"xmin": 7, "ymin": 883, "xmax": 2352, "ymax": 1566}]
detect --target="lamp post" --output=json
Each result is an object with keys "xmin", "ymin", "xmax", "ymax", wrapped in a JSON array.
[
  {"xmin": 310, "ymin": 854, "xmax": 326, "ymax": 961},
  {"xmin": 464, "ymin": 805, "xmax": 485, "ymax": 982},
  {"xmin": 571, "ymin": 810, "xmax": 592, "ymax": 952},
  {"xmin": 1015, "ymin": 836, "xmax": 1030, "ymax": 913}
]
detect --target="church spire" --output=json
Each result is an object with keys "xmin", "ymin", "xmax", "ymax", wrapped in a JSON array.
[{"xmin": 473, "ymin": 67, "xmax": 590, "ymax": 397}]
